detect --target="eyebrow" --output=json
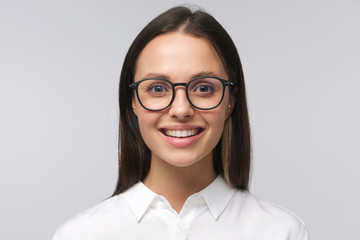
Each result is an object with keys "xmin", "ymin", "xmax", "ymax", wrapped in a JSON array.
[
  {"xmin": 141, "ymin": 73, "xmax": 170, "ymax": 79},
  {"xmin": 140, "ymin": 71, "xmax": 219, "ymax": 80}
]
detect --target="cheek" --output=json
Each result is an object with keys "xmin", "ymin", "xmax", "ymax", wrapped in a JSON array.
[
  {"xmin": 204, "ymin": 107, "xmax": 227, "ymax": 133},
  {"xmin": 215, "ymin": 102, "xmax": 228, "ymax": 119},
  {"xmin": 135, "ymin": 109, "xmax": 160, "ymax": 143},
  {"xmin": 137, "ymin": 111, "xmax": 152, "ymax": 133}
]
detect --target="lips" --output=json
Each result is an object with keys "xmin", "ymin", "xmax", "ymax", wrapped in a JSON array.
[
  {"xmin": 163, "ymin": 128, "xmax": 202, "ymax": 138},
  {"xmin": 159, "ymin": 126, "xmax": 205, "ymax": 148}
]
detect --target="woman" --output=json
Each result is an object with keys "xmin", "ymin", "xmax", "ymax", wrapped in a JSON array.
[{"xmin": 53, "ymin": 6, "xmax": 309, "ymax": 240}]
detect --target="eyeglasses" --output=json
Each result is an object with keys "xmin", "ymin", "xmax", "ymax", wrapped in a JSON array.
[{"xmin": 129, "ymin": 76, "xmax": 235, "ymax": 111}]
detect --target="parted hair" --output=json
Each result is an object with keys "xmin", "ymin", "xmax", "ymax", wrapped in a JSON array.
[{"xmin": 113, "ymin": 6, "xmax": 251, "ymax": 196}]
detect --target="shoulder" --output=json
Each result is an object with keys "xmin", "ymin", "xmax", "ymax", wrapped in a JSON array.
[
  {"xmin": 52, "ymin": 195, "xmax": 132, "ymax": 240},
  {"xmin": 226, "ymin": 190, "xmax": 310, "ymax": 239}
]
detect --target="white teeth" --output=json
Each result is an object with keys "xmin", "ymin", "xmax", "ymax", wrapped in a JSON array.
[{"xmin": 165, "ymin": 129, "xmax": 198, "ymax": 138}]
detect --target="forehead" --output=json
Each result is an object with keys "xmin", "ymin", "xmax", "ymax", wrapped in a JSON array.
[{"xmin": 134, "ymin": 32, "xmax": 227, "ymax": 81}]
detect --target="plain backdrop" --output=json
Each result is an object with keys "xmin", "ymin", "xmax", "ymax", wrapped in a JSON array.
[{"xmin": 1, "ymin": 0, "xmax": 359, "ymax": 239}]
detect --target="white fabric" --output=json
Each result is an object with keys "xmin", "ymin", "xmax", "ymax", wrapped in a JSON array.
[{"xmin": 53, "ymin": 176, "xmax": 310, "ymax": 240}]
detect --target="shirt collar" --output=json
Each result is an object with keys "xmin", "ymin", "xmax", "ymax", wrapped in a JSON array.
[
  {"xmin": 122, "ymin": 176, "xmax": 236, "ymax": 222},
  {"xmin": 122, "ymin": 181, "xmax": 157, "ymax": 222},
  {"xmin": 198, "ymin": 176, "xmax": 236, "ymax": 220}
]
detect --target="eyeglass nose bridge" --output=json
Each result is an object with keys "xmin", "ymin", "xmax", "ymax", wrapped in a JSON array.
[
  {"xmin": 168, "ymin": 82, "xmax": 191, "ymax": 107},
  {"xmin": 172, "ymin": 82, "xmax": 188, "ymax": 88},
  {"xmin": 172, "ymin": 82, "xmax": 188, "ymax": 94}
]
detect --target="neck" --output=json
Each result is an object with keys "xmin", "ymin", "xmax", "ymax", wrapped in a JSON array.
[{"xmin": 143, "ymin": 153, "xmax": 217, "ymax": 213}]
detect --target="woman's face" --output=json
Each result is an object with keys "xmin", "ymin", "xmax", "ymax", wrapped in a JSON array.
[{"xmin": 133, "ymin": 32, "xmax": 233, "ymax": 168}]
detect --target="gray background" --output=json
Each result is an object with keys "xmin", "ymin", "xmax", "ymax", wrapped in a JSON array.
[{"xmin": 1, "ymin": 0, "xmax": 359, "ymax": 239}]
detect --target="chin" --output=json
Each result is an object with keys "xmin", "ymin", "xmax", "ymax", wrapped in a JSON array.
[
  {"xmin": 167, "ymin": 160, "xmax": 199, "ymax": 168},
  {"xmin": 159, "ymin": 151, "xmax": 212, "ymax": 168}
]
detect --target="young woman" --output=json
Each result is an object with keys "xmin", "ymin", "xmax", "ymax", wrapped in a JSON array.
[{"xmin": 53, "ymin": 6, "xmax": 309, "ymax": 240}]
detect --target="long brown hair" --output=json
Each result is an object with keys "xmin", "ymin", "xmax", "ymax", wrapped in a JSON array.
[{"xmin": 113, "ymin": 6, "xmax": 251, "ymax": 196}]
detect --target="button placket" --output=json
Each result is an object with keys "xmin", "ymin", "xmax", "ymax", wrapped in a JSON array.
[
  {"xmin": 175, "ymin": 215, "xmax": 187, "ymax": 240},
  {"xmin": 159, "ymin": 199, "xmax": 187, "ymax": 240}
]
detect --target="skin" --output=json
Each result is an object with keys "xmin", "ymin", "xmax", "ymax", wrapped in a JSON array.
[{"xmin": 132, "ymin": 32, "xmax": 234, "ymax": 213}]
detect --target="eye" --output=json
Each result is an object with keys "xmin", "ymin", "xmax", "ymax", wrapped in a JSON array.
[
  {"xmin": 148, "ymin": 84, "xmax": 167, "ymax": 93},
  {"xmin": 142, "ymin": 80, "xmax": 172, "ymax": 97},
  {"xmin": 195, "ymin": 84, "xmax": 213, "ymax": 93},
  {"xmin": 192, "ymin": 82, "xmax": 214, "ymax": 93}
]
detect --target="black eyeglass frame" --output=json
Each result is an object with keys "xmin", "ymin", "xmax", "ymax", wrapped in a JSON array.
[{"xmin": 129, "ymin": 76, "xmax": 236, "ymax": 111}]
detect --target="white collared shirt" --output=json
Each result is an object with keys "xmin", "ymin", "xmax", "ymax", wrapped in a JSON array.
[{"xmin": 53, "ymin": 177, "xmax": 310, "ymax": 240}]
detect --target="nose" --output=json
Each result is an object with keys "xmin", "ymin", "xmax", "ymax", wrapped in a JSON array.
[{"xmin": 168, "ymin": 87, "xmax": 194, "ymax": 120}]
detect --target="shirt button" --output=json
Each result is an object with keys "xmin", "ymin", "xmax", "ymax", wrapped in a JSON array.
[{"xmin": 177, "ymin": 230, "xmax": 186, "ymax": 239}]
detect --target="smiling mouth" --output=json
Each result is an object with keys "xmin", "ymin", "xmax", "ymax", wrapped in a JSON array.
[{"xmin": 161, "ymin": 128, "xmax": 203, "ymax": 138}]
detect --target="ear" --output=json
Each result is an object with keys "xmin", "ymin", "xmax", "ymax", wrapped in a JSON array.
[
  {"xmin": 225, "ymin": 94, "xmax": 236, "ymax": 120},
  {"xmin": 132, "ymin": 98, "xmax": 138, "ymax": 116}
]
